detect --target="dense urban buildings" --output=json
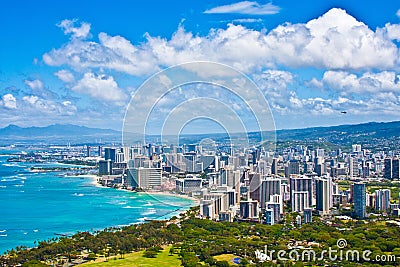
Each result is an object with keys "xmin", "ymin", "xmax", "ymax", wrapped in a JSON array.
[{"xmin": 94, "ymin": 141, "xmax": 400, "ymax": 224}]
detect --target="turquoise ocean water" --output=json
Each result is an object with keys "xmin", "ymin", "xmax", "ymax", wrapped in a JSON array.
[{"xmin": 0, "ymin": 154, "xmax": 194, "ymax": 254}]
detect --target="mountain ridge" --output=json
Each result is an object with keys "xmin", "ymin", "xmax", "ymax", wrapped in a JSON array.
[{"xmin": 0, "ymin": 120, "xmax": 399, "ymax": 146}]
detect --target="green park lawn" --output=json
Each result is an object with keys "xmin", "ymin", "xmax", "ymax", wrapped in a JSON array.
[
  {"xmin": 213, "ymin": 254, "xmax": 239, "ymax": 265},
  {"xmin": 79, "ymin": 245, "xmax": 181, "ymax": 267}
]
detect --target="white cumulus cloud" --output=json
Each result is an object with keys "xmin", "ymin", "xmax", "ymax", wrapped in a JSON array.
[
  {"xmin": 55, "ymin": 69, "xmax": 75, "ymax": 83},
  {"xmin": 319, "ymin": 70, "xmax": 400, "ymax": 94},
  {"xmin": 43, "ymin": 8, "xmax": 400, "ymax": 75},
  {"xmin": 25, "ymin": 79, "xmax": 43, "ymax": 90},
  {"xmin": 22, "ymin": 95, "xmax": 77, "ymax": 115},
  {"xmin": 57, "ymin": 19, "xmax": 91, "ymax": 39},
  {"xmin": 204, "ymin": 1, "xmax": 280, "ymax": 15},
  {"xmin": 1, "ymin": 94, "xmax": 17, "ymax": 109},
  {"xmin": 72, "ymin": 73, "xmax": 127, "ymax": 103}
]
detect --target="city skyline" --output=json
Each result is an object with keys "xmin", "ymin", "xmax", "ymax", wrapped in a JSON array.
[{"xmin": 2, "ymin": 1, "xmax": 400, "ymax": 133}]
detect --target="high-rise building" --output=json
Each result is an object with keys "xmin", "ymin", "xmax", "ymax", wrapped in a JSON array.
[
  {"xmin": 385, "ymin": 158, "xmax": 400, "ymax": 180},
  {"xmin": 265, "ymin": 208, "xmax": 274, "ymax": 225},
  {"xmin": 126, "ymin": 167, "xmax": 162, "ymax": 189},
  {"xmin": 99, "ymin": 159, "xmax": 112, "ymax": 175},
  {"xmin": 115, "ymin": 151, "xmax": 125, "ymax": 163},
  {"xmin": 249, "ymin": 173, "xmax": 262, "ymax": 202},
  {"xmin": 393, "ymin": 159, "xmax": 400, "ymax": 179},
  {"xmin": 176, "ymin": 177, "xmax": 202, "ymax": 194},
  {"xmin": 240, "ymin": 199, "xmax": 259, "ymax": 219},
  {"xmin": 303, "ymin": 208, "xmax": 313, "ymax": 223},
  {"xmin": 384, "ymin": 158, "xmax": 392, "ymax": 179},
  {"xmin": 266, "ymin": 201, "xmax": 280, "ymax": 223},
  {"xmin": 304, "ymin": 162, "xmax": 314, "ymax": 173},
  {"xmin": 315, "ymin": 163, "xmax": 325, "ymax": 176},
  {"xmin": 290, "ymin": 175, "xmax": 313, "ymax": 208},
  {"xmin": 349, "ymin": 157, "xmax": 359, "ymax": 178},
  {"xmin": 316, "ymin": 148, "xmax": 325, "ymax": 158},
  {"xmin": 352, "ymin": 144, "xmax": 362, "ymax": 153},
  {"xmin": 104, "ymin": 148, "xmax": 116, "ymax": 162},
  {"xmin": 200, "ymin": 199, "xmax": 215, "ymax": 219},
  {"xmin": 220, "ymin": 166, "xmax": 238, "ymax": 187},
  {"xmin": 353, "ymin": 182, "xmax": 366, "ymax": 218},
  {"xmin": 291, "ymin": 191, "xmax": 309, "ymax": 212},
  {"xmin": 375, "ymin": 189, "xmax": 391, "ymax": 211},
  {"xmin": 316, "ymin": 177, "xmax": 332, "ymax": 215},
  {"xmin": 260, "ymin": 177, "xmax": 281, "ymax": 209},
  {"xmin": 286, "ymin": 160, "xmax": 300, "ymax": 178},
  {"xmin": 271, "ymin": 158, "xmax": 278, "ymax": 175}
]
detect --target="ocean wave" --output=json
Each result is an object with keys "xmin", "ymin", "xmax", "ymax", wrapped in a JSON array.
[
  {"xmin": 72, "ymin": 193, "xmax": 84, "ymax": 197},
  {"xmin": 118, "ymin": 201, "xmax": 127, "ymax": 205},
  {"xmin": 1, "ymin": 178, "xmax": 18, "ymax": 182},
  {"xmin": 144, "ymin": 202, "xmax": 154, "ymax": 206},
  {"xmin": 123, "ymin": 205, "xmax": 139, "ymax": 209},
  {"xmin": 141, "ymin": 209, "xmax": 157, "ymax": 216},
  {"xmin": 2, "ymin": 163, "xmax": 19, "ymax": 167},
  {"xmin": 33, "ymin": 230, "xmax": 38, "ymax": 232},
  {"xmin": 0, "ymin": 234, "xmax": 7, "ymax": 237},
  {"xmin": 0, "ymin": 186, "xmax": 6, "ymax": 188},
  {"xmin": 117, "ymin": 224, "xmax": 131, "ymax": 228},
  {"xmin": 14, "ymin": 184, "xmax": 24, "ymax": 187},
  {"xmin": 0, "ymin": 230, "xmax": 6, "ymax": 233}
]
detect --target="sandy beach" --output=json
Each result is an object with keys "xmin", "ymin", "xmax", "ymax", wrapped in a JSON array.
[
  {"xmin": 145, "ymin": 190, "xmax": 201, "ymax": 205},
  {"xmin": 79, "ymin": 174, "xmax": 200, "ymax": 206}
]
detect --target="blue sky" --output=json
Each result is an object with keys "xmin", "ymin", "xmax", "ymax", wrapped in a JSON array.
[{"xmin": 1, "ymin": 0, "xmax": 400, "ymax": 132}]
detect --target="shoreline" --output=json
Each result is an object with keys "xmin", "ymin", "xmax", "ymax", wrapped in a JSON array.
[
  {"xmin": 76, "ymin": 173, "xmax": 200, "ymax": 207},
  {"xmin": 143, "ymin": 190, "xmax": 201, "ymax": 205},
  {"xmin": 82, "ymin": 173, "xmax": 201, "ymax": 206}
]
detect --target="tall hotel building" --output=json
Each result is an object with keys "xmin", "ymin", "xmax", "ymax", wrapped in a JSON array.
[
  {"xmin": 126, "ymin": 167, "xmax": 162, "ymax": 189},
  {"xmin": 384, "ymin": 158, "xmax": 400, "ymax": 179},
  {"xmin": 316, "ymin": 176, "xmax": 333, "ymax": 215},
  {"xmin": 260, "ymin": 177, "xmax": 282, "ymax": 210},
  {"xmin": 375, "ymin": 189, "xmax": 391, "ymax": 211},
  {"xmin": 353, "ymin": 182, "xmax": 366, "ymax": 218},
  {"xmin": 290, "ymin": 175, "xmax": 313, "ymax": 211}
]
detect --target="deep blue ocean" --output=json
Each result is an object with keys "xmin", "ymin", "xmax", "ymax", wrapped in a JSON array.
[{"xmin": 0, "ymin": 153, "xmax": 194, "ymax": 254}]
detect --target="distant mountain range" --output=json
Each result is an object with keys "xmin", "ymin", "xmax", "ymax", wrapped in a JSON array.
[
  {"xmin": 0, "ymin": 124, "xmax": 120, "ymax": 145},
  {"xmin": 276, "ymin": 120, "xmax": 400, "ymax": 144},
  {"xmin": 0, "ymin": 120, "xmax": 399, "ymax": 146}
]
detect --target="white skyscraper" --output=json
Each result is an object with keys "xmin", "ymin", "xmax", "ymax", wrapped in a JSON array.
[
  {"xmin": 290, "ymin": 175, "xmax": 313, "ymax": 208},
  {"xmin": 260, "ymin": 177, "xmax": 282, "ymax": 210},
  {"xmin": 375, "ymin": 189, "xmax": 391, "ymax": 211},
  {"xmin": 316, "ymin": 176, "xmax": 333, "ymax": 215},
  {"xmin": 292, "ymin": 191, "xmax": 309, "ymax": 212}
]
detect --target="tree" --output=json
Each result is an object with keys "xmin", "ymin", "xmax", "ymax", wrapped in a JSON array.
[
  {"xmin": 239, "ymin": 258, "xmax": 249, "ymax": 266},
  {"xmin": 215, "ymin": 260, "xmax": 230, "ymax": 267},
  {"xmin": 143, "ymin": 250, "xmax": 158, "ymax": 258},
  {"xmin": 169, "ymin": 246, "xmax": 175, "ymax": 255},
  {"xmin": 87, "ymin": 253, "xmax": 97, "ymax": 261},
  {"xmin": 22, "ymin": 260, "xmax": 48, "ymax": 267}
]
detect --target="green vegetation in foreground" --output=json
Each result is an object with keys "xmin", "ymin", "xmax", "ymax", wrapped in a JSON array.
[
  {"xmin": 213, "ymin": 254, "xmax": 237, "ymax": 266},
  {"xmin": 3, "ymin": 206, "xmax": 400, "ymax": 266},
  {"xmin": 79, "ymin": 245, "xmax": 181, "ymax": 267}
]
